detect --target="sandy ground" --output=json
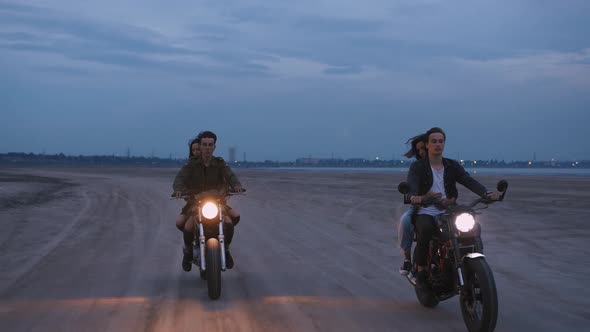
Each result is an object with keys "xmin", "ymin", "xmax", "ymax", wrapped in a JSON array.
[{"xmin": 0, "ymin": 167, "xmax": 589, "ymax": 332}]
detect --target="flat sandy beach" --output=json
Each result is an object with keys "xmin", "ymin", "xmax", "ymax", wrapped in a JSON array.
[{"xmin": 1, "ymin": 167, "xmax": 589, "ymax": 331}]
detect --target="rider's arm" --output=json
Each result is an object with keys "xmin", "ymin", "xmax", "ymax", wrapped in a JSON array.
[
  {"xmin": 453, "ymin": 161, "xmax": 488, "ymax": 197},
  {"xmin": 219, "ymin": 158, "xmax": 242, "ymax": 191},
  {"xmin": 407, "ymin": 161, "xmax": 423, "ymax": 203},
  {"xmin": 172, "ymin": 162, "xmax": 192, "ymax": 193}
]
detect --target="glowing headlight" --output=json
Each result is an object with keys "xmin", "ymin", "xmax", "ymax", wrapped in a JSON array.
[
  {"xmin": 202, "ymin": 202, "xmax": 219, "ymax": 219},
  {"xmin": 455, "ymin": 213, "xmax": 475, "ymax": 232}
]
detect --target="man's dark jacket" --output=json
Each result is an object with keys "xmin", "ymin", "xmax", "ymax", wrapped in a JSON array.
[
  {"xmin": 406, "ymin": 157, "xmax": 488, "ymax": 200},
  {"xmin": 173, "ymin": 156, "xmax": 241, "ymax": 193}
]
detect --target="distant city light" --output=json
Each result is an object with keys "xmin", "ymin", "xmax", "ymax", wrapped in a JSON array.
[
  {"xmin": 473, "ymin": 161, "xmax": 477, "ymax": 164},
  {"xmin": 528, "ymin": 161, "xmax": 532, "ymax": 165}
]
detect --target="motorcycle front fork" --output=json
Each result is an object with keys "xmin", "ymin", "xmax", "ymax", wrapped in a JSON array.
[
  {"xmin": 219, "ymin": 217, "xmax": 227, "ymax": 271},
  {"xmin": 197, "ymin": 223, "xmax": 206, "ymax": 271},
  {"xmin": 194, "ymin": 217, "xmax": 227, "ymax": 272}
]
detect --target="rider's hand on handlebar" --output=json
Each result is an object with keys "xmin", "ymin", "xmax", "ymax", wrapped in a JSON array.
[
  {"xmin": 410, "ymin": 195, "xmax": 422, "ymax": 204},
  {"xmin": 232, "ymin": 184, "xmax": 244, "ymax": 193},
  {"xmin": 485, "ymin": 192, "xmax": 501, "ymax": 201},
  {"xmin": 440, "ymin": 197, "xmax": 457, "ymax": 208},
  {"xmin": 411, "ymin": 192, "xmax": 442, "ymax": 205},
  {"xmin": 174, "ymin": 191, "xmax": 182, "ymax": 199},
  {"xmin": 426, "ymin": 191, "xmax": 442, "ymax": 200}
]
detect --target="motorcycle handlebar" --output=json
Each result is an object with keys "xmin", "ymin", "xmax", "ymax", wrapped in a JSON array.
[
  {"xmin": 399, "ymin": 180, "xmax": 508, "ymax": 207},
  {"xmin": 468, "ymin": 197, "xmax": 494, "ymax": 208},
  {"xmin": 417, "ymin": 197, "xmax": 439, "ymax": 207},
  {"xmin": 407, "ymin": 196, "xmax": 500, "ymax": 209},
  {"xmin": 170, "ymin": 188, "xmax": 246, "ymax": 199}
]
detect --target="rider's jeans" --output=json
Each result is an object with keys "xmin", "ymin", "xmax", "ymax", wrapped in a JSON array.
[
  {"xmin": 398, "ymin": 208, "xmax": 414, "ymax": 253},
  {"xmin": 413, "ymin": 214, "xmax": 437, "ymax": 266}
]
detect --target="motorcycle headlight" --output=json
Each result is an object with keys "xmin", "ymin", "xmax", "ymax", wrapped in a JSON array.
[
  {"xmin": 201, "ymin": 202, "xmax": 219, "ymax": 219},
  {"xmin": 455, "ymin": 213, "xmax": 475, "ymax": 232}
]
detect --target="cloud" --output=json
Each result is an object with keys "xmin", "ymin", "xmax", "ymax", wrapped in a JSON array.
[
  {"xmin": 292, "ymin": 16, "xmax": 384, "ymax": 35},
  {"xmin": 1, "ymin": 0, "xmax": 589, "ymax": 160},
  {"xmin": 453, "ymin": 49, "xmax": 590, "ymax": 89},
  {"xmin": 30, "ymin": 64, "xmax": 92, "ymax": 76},
  {"xmin": 189, "ymin": 23, "xmax": 239, "ymax": 43},
  {"xmin": 223, "ymin": 5, "xmax": 283, "ymax": 24},
  {"xmin": 324, "ymin": 65, "xmax": 363, "ymax": 75},
  {"xmin": 0, "ymin": 1, "xmax": 271, "ymax": 78},
  {"xmin": 0, "ymin": 1, "xmax": 43, "ymax": 14}
]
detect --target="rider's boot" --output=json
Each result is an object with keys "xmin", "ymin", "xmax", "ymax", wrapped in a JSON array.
[
  {"xmin": 182, "ymin": 245, "xmax": 193, "ymax": 271},
  {"xmin": 230, "ymin": 215, "xmax": 240, "ymax": 226},
  {"xmin": 182, "ymin": 231, "xmax": 194, "ymax": 271},
  {"xmin": 225, "ymin": 249, "xmax": 234, "ymax": 269},
  {"xmin": 182, "ymin": 246, "xmax": 193, "ymax": 271},
  {"xmin": 399, "ymin": 258, "xmax": 412, "ymax": 276},
  {"xmin": 181, "ymin": 230, "xmax": 195, "ymax": 272}
]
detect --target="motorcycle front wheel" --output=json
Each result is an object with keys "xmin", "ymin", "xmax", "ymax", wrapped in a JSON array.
[
  {"xmin": 460, "ymin": 257, "xmax": 498, "ymax": 332},
  {"xmin": 206, "ymin": 238, "xmax": 222, "ymax": 300}
]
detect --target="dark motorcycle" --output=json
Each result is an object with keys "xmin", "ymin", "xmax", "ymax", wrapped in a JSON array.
[
  {"xmin": 175, "ymin": 189, "xmax": 244, "ymax": 300},
  {"xmin": 397, "ymin": 180, "xmax": 508, "ymax": 332}
]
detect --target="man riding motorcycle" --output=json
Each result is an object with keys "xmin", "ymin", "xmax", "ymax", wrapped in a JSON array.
[
  {"xmin": 173, "ymin": 131, "xmax": 243, "ymax": 271},
  {"xmin": 174, "ymin": 134, "xmax": 242, "ymax": 243},
  {"xmin": 406, "ymin": 127, "xmax": 499, "ymax": 287}
]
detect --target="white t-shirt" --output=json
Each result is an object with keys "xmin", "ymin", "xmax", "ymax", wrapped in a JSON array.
[{"xmin": 418, "ymin": 166, "xmax": 447, "ymax": 216}]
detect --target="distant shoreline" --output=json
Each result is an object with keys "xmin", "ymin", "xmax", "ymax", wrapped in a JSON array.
[
  {"xmin": 2, "ymin": 164, "xmax": 590, "ymax": 178},
  {"xmin": 1, "ymin": 152, "xmax": 588, "ymax": 170},
  {"xmin": 247, "ymin": 167, "xmax": 590, "ymax": 176}
]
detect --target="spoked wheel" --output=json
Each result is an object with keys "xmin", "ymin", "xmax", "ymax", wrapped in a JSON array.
[
  {"xmin": 205, "ymin": 238, "xmax": 221, "ymax": 300},
  {"xmin": 460, "ymin": 258, "xmax": 498, "ymax": 332}
]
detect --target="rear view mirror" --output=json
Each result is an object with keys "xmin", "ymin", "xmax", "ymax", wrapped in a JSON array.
[
  {"xmin": 398, "ymin": 182, "xmax": 409, "ymax": 194},
  {"xmin": 497, "ymin": 180, "xmax": 508, "ymax": 192},
  {"xmin": 497, "ymin": 180, "xmax": 509, "ymax": 201}
]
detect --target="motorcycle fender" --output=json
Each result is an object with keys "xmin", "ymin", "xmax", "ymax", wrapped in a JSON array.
[{"xmin": 462, "ymin": 253, "xmax": 485, "ymax": 262}]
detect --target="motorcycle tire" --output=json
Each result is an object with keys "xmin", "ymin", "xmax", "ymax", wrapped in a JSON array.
[
  {"xmin": 460, "ymin": 257, "xmax": 498, "ymax": 332},
  {"xmin": 415, "ymin": 286, "xmax": 440, "ymax": 308},
  {"xmin": 206, "ymin": 238, "xmax": 222, "ymax": 300}
]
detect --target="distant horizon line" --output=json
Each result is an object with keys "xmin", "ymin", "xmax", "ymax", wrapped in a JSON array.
[{"xmin": 1, "ymin": 151, "xmax": 588, "ymax": 164}]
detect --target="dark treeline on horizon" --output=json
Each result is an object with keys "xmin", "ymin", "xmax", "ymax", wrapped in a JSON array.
[{"xmin": 1, "ymin": 152, "xmax": 588, "ymax": 169}]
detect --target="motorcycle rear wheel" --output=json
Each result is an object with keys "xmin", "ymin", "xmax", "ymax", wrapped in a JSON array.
[{"xmin": 415, "ymin": 286, "xmax": 439, "ymax": 308}]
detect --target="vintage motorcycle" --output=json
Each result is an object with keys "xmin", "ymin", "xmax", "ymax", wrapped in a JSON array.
[
  {"xmin": 175, "ymin": 189, "xmax": 244, "ymax": 300},
  {"xmin": 397, "ymin": 180, "xmax": 508, "ymax": 332}
]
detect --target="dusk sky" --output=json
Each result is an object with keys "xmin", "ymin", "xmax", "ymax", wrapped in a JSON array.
[{"xmin": 1, "ymin": 0, "xmax": 589, "ymax": 161}]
